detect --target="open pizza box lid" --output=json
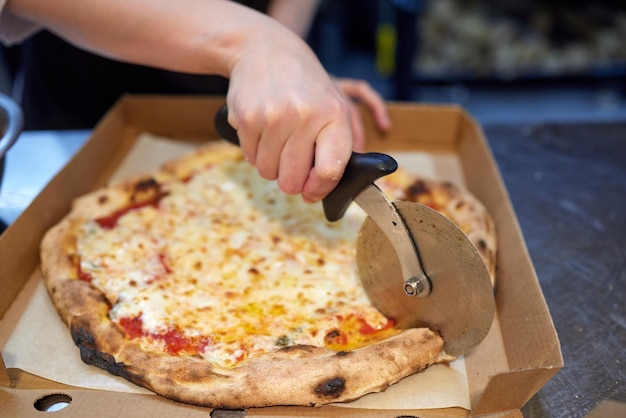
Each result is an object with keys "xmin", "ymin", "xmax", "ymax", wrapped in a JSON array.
[{"xmin": 0, "ymin": 95, "xmax": 562, "ymax": 417}]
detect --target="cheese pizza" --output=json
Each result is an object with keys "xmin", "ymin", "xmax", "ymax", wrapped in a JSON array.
[{"xmin": 40, "ymin": 140, "xmax": 495, "ymax": 408}]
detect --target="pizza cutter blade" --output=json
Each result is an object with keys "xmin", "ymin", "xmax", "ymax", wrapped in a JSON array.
[
  {"xmin": 214, "ymin": 105, "xmax": 495, "ymax": 356},
  {"xmin": 322, "ymin": 153, "xmax": 495, "ymax": 356}
]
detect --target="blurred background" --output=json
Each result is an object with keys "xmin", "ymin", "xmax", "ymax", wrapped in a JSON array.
[
  {"xmin": 307, "ymin": 0, "xmax": 626, "ymax": 124},
  {"xmin": 1, "ymin": 0, "xmax": 625, "ymax": 127}
]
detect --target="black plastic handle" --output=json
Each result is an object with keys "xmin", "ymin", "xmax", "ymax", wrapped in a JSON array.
[
  {"xmin": 322, "ymin": 152, "xmax": 397, "ymax": 221},
  {"xmin": 214, "ymin": 104, "xmax": 239, "ymax": 146},
  {"xmin": 213, "ymin": 104, "xmax": 397, "ymax": 222}
]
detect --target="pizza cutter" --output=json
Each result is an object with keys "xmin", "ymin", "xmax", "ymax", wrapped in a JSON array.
[{"xmin": 214, "ymin": 105, "xmax": 495, "ymax": 356}]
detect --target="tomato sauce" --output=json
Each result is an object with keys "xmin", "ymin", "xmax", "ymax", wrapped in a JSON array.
[
  {"xmin": 118, "ymin": 315, "xmax": 211, "ymax": 355},
  {"xmin": 95, "ymin": 200, "xmax": 159, "ymax": 229},
  {"xmin": 324, "ymin": 314, "xmax": 398, "ymax": 351},
  {"xmin": 77, "ymin": 264, "xmax": 94, "ymax": 283}
]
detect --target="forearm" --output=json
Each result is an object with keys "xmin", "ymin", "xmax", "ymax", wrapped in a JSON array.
[
  {"xmin": 5, "ymin": 0, "xmax": 386, "ymax": 203},
  {"xmin": 5, "ymin": 0, "xmax": 292, "ymax": 76},
  {"xmin": 267, "ymin": 0, "xmax": 321, "ymax": 38}
]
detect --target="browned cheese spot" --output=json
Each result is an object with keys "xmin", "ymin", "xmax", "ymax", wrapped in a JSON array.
[
  {"xmin": 407, "ymin": 180, "xmax": 429, "ymax": 199},
  {"xmin": 67, "ymin": 253, "xmax": 79, "ymax": 265},
  {"xmin": 130, "ymin": 178, "xmax": 163, "ymax": 205},
  {"xmin": 442, "ymin": 181, "xmax": 455, "ymax": 189}
]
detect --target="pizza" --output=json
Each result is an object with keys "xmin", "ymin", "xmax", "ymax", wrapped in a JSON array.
[{"xmin": 40, "ymin": 140, "xmax": 496, "ymax": 408}]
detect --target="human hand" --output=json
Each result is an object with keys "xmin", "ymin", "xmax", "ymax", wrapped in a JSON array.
[{"xmin": 225, "ymin": 27, "xmax": 356, "ymax": 203}]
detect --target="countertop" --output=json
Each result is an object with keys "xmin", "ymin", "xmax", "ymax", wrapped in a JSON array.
[
  {"xmin": 482, "ymin": 122, "xmax": 626, "ymax": 417},
  {"xmin": 1, "ymin": 122, "xmax": 624, "ymax": 417}
]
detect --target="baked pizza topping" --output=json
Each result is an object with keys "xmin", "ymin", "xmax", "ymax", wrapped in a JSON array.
[{"xmin": 75, "ymin": 158, "xmax": 397, "ymax": 367}]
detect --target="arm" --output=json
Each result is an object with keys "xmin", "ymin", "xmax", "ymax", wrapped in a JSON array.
[
  {"xmin": 6, "ymin": 0, "xmax": 352, "ymax": 202},
  {"xmin": 6, "ymin": 0, "xmax": 274, "ymax": 76},
  {"xmin": 267, "ymin": 0, "xmax": 321, "ymax": 38}
]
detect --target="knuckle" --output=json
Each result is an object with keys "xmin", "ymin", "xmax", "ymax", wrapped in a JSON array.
[
  {"xmin": 294, "ymin": 102, "xmax": 316, "ymax": 125},
  {"xmin": 234, "ymin": 107, "xmax": 259, "ymax": 131},
  {"xmin": 325, "ymin": 97, "xmax": 348, "ymax": 117},
  {"xmin": 257, "ymin": 165, "xmax": 278, "ymax": 181},
  {"xmin": 278, "ymin": 177, "xmax": 303, "ymax": 195},
  {"xmin": 318, "ymin": 163, "xmax": 345, "ymax": 183},
  {"xmin": 263, "ymin": 104, "xmax": 284, "ymax": 130}
]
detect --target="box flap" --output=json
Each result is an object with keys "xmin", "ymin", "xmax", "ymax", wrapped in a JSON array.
[{"xmin": 455, "ymin": 111, "xmax": 563, "ymax": 413}]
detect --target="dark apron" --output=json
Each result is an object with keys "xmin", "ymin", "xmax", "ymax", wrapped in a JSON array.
[{"xmin": 16, "ymin": 0, "xmax": 269, "ymax": 130}]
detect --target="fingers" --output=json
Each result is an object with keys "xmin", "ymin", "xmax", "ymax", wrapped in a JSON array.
[
  {"xmin": 228, "ymin": 94, "xmax": 352, "ymax": 202},
  {"xmin": 225, "ymin": 99, "xmax": 336, "ymax": 200},
  {"xmin": 300, "ymin": 121, "xmax": 352, "ymax": 203},
  {"xmin": 276, "ymin": 132, "xmax": 314, "ymax": 195},
  {"xmin": 254, "ymin": 106, "xmax": 293, "ymax": 181},
  {"xmin": 333, "ymin": 78, "xmax": 391, "ymax": 132},
  {"xmin": 333, "ymin": 78, "xmax": 392, "ymax": 149},
  {"xmin": 226, "ymin": 106, "xmax": 260, "ymax": 165},
  {"xmin": 276, "ymin": 103, "xmax": 352, "ymax": 201},
  {"xmin": 347, "ymin": 102, "xmax": 365, "ymax": 151},
  {"xmin": 227, "ymin": 102, "xmax": 292, "ymax": 181}
]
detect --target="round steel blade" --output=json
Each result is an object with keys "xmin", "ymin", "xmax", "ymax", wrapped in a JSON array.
[{"xmin": 357, "ymin": 201, "xmax": 495, "ymax": 356}]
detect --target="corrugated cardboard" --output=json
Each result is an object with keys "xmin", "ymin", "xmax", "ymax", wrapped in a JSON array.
[{"xmin": 0, "ymin": 95, "xmax": 563, "ymax": 417}]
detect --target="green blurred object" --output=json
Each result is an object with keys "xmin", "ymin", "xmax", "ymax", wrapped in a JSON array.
[{"xmin": 376, "ymin": 22, "xmax": 397, "ymax": 77}]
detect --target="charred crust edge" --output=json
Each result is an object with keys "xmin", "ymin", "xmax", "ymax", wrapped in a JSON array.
[
  {"xmin": 278, "ymin": 344, "xmax": 316, "ymax": 353},
  {"xmin": 70, "ymin": 324, "xmax": 145, "ymax": 386},
  {"xmin": 314, "ymin": 377, "xmax": 345, "ymax": 398}
]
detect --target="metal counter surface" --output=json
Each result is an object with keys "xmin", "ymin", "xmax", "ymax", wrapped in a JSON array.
[
  {"xmin": 1, "ymin": 122, "xmax": 624, "ymax": 417},
  {"xmin": 483, "ymin": 123, "xmax": 626, "ymax": 418}
]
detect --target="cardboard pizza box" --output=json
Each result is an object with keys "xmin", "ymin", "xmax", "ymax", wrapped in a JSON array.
[{"xmin": 0, "ymin": 95, "xmax": 562, "ymax": 417}]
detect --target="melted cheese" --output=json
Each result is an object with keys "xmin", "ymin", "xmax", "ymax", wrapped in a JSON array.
[{"xmin": 77, "ymin": 159, "xmax": 395, "ymax": 367}]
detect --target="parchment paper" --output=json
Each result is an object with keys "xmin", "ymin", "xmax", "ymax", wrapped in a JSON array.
[{"xmin": 3, "ymin": 133, "xmax": 471, "ymax": 410}]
